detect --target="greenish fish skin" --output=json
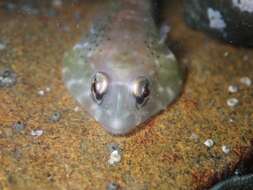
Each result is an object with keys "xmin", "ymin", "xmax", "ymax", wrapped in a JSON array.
[{"xmin": 63, "ymin": 0, "xmax": 183, "ymax": 135}]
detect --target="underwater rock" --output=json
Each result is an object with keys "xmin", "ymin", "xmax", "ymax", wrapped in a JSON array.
[
  {"xmin": 210, "ymin": 174, "xmax": 253, "ymax": 190},
  {"xmin": 0, "ymin": 41, "xmax": 6, "ymax": 50},
  {"xmin": 107, "ymin": 182, "xmax": 119, "ymax": 190},
  {"xmin": 12, "ymin": 121, "xmax": 25, "ymax": 133},
  {"xmin": 0, "ymin": 68, "xmax": 17, "ymax": 88},
  {"xmin": 20, "ymin": 3, "xmax": 39, "ymax": 15},
  {"xmin": 49, "ymin": 111, "xmax": 61, "ymax": 123},
  {"xmin": 184, "ymin": 0, "xmax": 253, "ymax": 47},
  {"xmin": 2, "ymin": 2, "xmax": 17, "ymax": 12}
]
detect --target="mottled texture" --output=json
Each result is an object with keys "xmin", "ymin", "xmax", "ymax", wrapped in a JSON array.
[
  {"xmin": 184, "ymin": 0, "xmax": 253, "ymax": 47},
  {"xmin": 0, "ymin": 0, "xmax": 252, "ymax": 190},
  {"xmin": 63, "ymin": 0, "xmax": 183, "ymax": 135},
  {"xmin": 210, "ymin": 174, "xmax": 253, "ymax": 190}
]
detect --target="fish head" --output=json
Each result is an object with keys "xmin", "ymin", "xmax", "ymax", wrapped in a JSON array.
[
  {"xmin": 63, "ymin": 42, "xmax": 183, "ymax": 135},
  {"xmin": 89, "ymin": 70, "xmax": 153, "ymax": 135},
  {"xmin": 84, "ymin": 49, "xmax": 182, "ymax": 135}
]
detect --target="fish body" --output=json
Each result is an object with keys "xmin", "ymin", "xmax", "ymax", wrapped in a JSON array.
[{"xmin": 63, "ymin": 0, "xmax": 183, "ymax": 135}]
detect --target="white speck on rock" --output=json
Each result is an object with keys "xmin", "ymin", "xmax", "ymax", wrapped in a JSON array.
[
  {"xmin": 108, "ymin": 150, "xmax": 121, "ymax": 165},
  {"xmin": 74, "ymin": 106, "xmax": 80, "ymax": 112},
  {"xmin": 20, "ymin": 4, "xmax": 39, "ymax": 15},
  {"xmin": 224, "ymin": 51, "xmax": 229, "ymax": 57},
  {"xmin": 52, "ymin": 0, "xmax": 63, "ymax": 8},
  {"xmin": 190, "ymin": 133, "xmax": 199, "ymax": 142},
  {"xmin": 228, "ymin": 117, "xmax": 235, "ymax": 123},
  {"xmin": 243, "ymin": 55, "xmax": 249, "ymax": 62},
  {"xmin": 240, "ymin": 76, "xmax": 252, "ymax": 87},
  {"xmin": 232, "ymin": 0, "xmax": 253, "ymax": 13},
  {"xmin": 204, "ymin": 139, "xmax": 214, "ymax": 148},
  {"xmin": 222, "ymin": 145, "xmax": 230, "ymax": 154},
  {"xmin": 73, "ymin": 42, "xmax": 89, "ymax": 50},
  {"xmin": 31, "ymin": 129, "xmax": 43, "ymax": 137},
  {"xmin": 45, "ymin": 87, "xmax": 51, "ymax": 92},
  {"xmin": 0, "ymin": 42, "xmax": 6, "ymax": 50},
  {"xmin": 38, "ymin": 90, "xmax": 45, "ymax": 96},
  {"xmin": 227, "ymin": 98, "xmax": 239, "ymax": 108},
  {"xmin": 228, "ymin": 85, "xmax": 239, "ymax": 93},
  {"xmin": 207, "ymin": 8, "xmax": 226, "ymax": 31}
]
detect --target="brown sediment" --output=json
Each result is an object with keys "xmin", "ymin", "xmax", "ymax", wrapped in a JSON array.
[{"xmin": 0, "ymin": 0, "xmax": 252, "ymax": 190}]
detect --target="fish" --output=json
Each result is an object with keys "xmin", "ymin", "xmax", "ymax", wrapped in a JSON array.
[{"xmin": 62, "ymin": 0, "xmax": 183, "ymax": 135}]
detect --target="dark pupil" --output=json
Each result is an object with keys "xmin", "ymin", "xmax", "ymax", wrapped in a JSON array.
[
  {"xmin": 91, "ymin": 80, "xmax": 103, "ymax": 102},
  {"xmin": 142, "ymin": 84, "xmax": 150, "ymax": 98},
  {"xmin": 136, "ymin": 83, "xmax": 150, "ymax": 105}
]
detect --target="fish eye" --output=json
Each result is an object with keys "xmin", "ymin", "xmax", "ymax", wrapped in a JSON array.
[
  {"xmin": 91, "ymin": 72, "xmax": 109, "ymax": 104},
  {"xmin": 132, "ymin": 77, "xmax": 150, "ymax": 108}
]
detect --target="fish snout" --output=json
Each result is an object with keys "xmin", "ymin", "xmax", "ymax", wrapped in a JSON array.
[{"xmin": 101, "ymin": 112, "xmax": 137, "ymax": 135}]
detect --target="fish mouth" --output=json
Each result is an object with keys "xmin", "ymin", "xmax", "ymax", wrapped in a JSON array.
[{"xmin": 99, "ymin": 114, "xmax": 138, "ymax": 135}]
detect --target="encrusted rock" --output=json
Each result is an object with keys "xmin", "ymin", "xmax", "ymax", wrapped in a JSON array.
[
  {"xmin": 184, "ymin": 0, "xmax": 253, "ymax": 46},
  {"xmin": 0, "ymin": 68, "xmax": 17, "ymax": 88}
]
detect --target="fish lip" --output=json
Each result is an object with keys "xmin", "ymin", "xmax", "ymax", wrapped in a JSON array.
[
  {"xmin": 102, "ymin": 125, "xmax": 136, "ymax": 135},
  {"xmin": 100, "ymin": 117, "xmax": 138, "ymax": 135}
]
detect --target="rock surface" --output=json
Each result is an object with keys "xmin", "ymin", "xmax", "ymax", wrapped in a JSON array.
[
  {"xmin": 0, "ymin": 0, "xmax": 252, "ymax": 189},
  {"xmin": 184, "ymin": 0, "xmax": 253, "ymax": 47}
]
